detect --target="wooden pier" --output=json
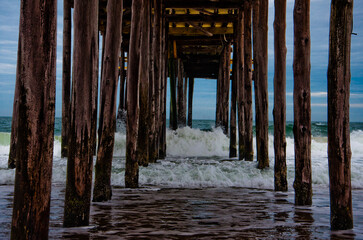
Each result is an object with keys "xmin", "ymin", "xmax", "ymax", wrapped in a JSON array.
[{"xmin": 8, "ymin": 0, "xmax": 355, "ymax": 238}]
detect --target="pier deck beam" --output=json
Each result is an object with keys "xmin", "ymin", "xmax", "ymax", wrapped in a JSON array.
[
  {"xmin": 327, "ymin": 0, "xmax": 353, "ymax": 230},
  {"xmin": 11, "ymin": 1, "xmax": 57, "ymax": 238},
  {"xmin": 293, "ymin": 0, "xmax": 312, "ymax": 205},
  {"xmin": 273, "ymin": 0, "xmax": 288, "ymax": 192},
  {"xmin": 93, "ymin": 0, "xmax": 123, "ymax": 202}
]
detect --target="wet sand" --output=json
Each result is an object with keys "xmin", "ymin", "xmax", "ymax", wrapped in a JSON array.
[{"xmin": 0, "ymin": 185, "xmax": 362, "ymax": 239}]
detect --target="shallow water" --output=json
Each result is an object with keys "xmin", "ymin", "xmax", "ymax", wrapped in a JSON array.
[
  {"xmin": 0, "ymin": 184, "xmax": 362, "ymax": 239},
  {"xmin": 1, "ymin": 118, "xmax": 363, "ymax": 238}
]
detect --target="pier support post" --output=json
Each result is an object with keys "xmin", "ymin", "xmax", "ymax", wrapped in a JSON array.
[
  {"xmin": 63, "ymin": 0, "xmax": 99, "ymax": 226},
  {"xmin": 273, "ymin": 0, "xmax": 288, "ymax": 192},
  {"xmin": 177, "ymin": 59, "xmax": 186, "ymax": 127},
  {"xmin": 237, "ymin": 8, "xmax": 246, "ymax": 160},
  {"xmin": 187, "ymin": 77, "xmax": 194, "ymax": 127},
  {"xmin": 150, "ymin": 0, "xmax": 162, "ymax": 162},
  {"xmin": 253, "ymin": 0, "xmax": 269, "ymax": 169},
  {"xmin": 216, "ymin": 54, "xmax": 223, "ymax": 128},
  {"xmin": 61, "ymin": 0, "xmax": 72, "ymax": 158},
  {"xmin": 137, "ymin": 0, "xmax": 151, "ymax": 167},
  {"xmin": 125, "ymin": 0, "xmax": 143, "ymax": 188},
  {"xmin": 169, "ymin": 42, "xmax": 178, "ymax": 130},
  {"xmin": 230, "ymin": 27, "xmax": 238, "ymax": 158},
  {"xmin": 8, "ymin": 60, "xmax": 19, "ymax": 169},
  {"xmin": 244, "ymin": 0, "xmax": 254, "ymax": 162},
  {"xmin": 93, "ymin": 0, "xmax": 123, "ymax": 202},
  {"xmin": 159, "ymin": 3, "xmax": 168, "ymax": 158},
  {"xmin": 293, "ymin": 0, "xmax": 312, "ymax": 205},
  {"xmin": 117, "ymin": 47, "xmax": 126, "ymax": 124},
  {"xmin": 327, "ymin": 0, "xmax": 353, "ymax": 230},
  {"xmin": 11, "ymin": 0, "xmax": 57, "ymax": 238},
  {"xmin": 222, "ymin": 44, "xmax": 232, "ymax": 135}
]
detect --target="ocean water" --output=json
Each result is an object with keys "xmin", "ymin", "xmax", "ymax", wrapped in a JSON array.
[{"xmin": 0, "ymin": 117, "xmax": 363, "ymax": 238}]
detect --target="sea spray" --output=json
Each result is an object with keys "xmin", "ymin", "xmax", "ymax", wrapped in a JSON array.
[{"xmin": 0, "ymin": 127, "xmax": 363, "ymax": 189}]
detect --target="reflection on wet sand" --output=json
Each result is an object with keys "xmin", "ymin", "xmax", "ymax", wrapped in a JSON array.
[{"xmin": 0, "ymin": 185, "xmax": 362, "ymax": 239}]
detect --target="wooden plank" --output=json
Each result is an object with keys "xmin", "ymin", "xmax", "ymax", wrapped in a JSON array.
[
  {"xmin": 93, "ymin": 0, "xmax": 123, "ymax": 202},
  {"xmin": 167, "ymin": 14, "xmax": 236, "ymax": 23},
  {"xmin": 243, "ymin": 0, "xmax": 253, "ymax": 162},
  {"xmin": 273, "ymin": 0, "xmax": 288, "ymax": 192},
  {"xmin": 61, "ymin": 0, "xmax": 72, "ymax": 158},
  {"xmin": 168, "ymin": 27, "xmax": 233, "ymax": 36},
  {"xmin": 327, "ymin": 0, "xmax": 353, "ymax": 230},
  {"xmin": 253, "ymin": 0, "xmax": 269, "ymax": 169},
  {"xmin": 293, "ymin": 0, "xmax": 312, "ymax": 205},
  {"xmin": 10, "ymin": 1, "xmax": 57, "ymax": 238},
  {"xmin": 165, "ymin": 0, "xmax": 245, "ymax": 8}
]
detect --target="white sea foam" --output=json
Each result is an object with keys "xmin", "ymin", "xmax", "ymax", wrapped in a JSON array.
[{"xmin": 0, "ymin": 129, "xmax": 363, "ymax": 189}]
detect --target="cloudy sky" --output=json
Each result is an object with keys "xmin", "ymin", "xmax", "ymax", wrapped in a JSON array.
[{"xmin": 0, "ymin": 0, "xmax": 362, "ymax": 122}]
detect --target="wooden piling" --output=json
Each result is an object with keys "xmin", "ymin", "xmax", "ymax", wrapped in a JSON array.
[
  {"xmin": 293, "ymin": 0, "xmax": 312, "ymax": 205},
  {"xmin": 117, "ymin": 48, "xmax": 126, "ymax": 123},
  {"xmin": 253, "ymin": 0, "xmax": 269, "ymax": 169},
  {"xmin": 11, "ymin": 0, "xmax": 57, "ymax": 238},
  {"xmin": 125, "ymin": 0, "xmax": 143, "ymax": 188},
  {"xmin": 222, "ymin": 44, "xmax": 232, "ymax": 135},
  {"xmin": 150, "ymin": 0, "xmax": 162, "ymax": 162},
  {"xmin": 61, "ymin": 0, "xmax": 72, "ymax": 158},
  {"xmin": 93, "ymin": 0, "xmax": 123, "ymax": 202},
  {"xmin": 327, "ymin": 0, "xmax": 353, "ymax": 230},
  {"xmin": 237, "ymin": 8, "xmax": 246, "ymax": 161},
  {"xmin": 137, "ymin": 0, "xmax": 151, "ymax": 167},
  {"xmin": 184, "ymin": 76, "xmax": 188, "ymax": 123},
  {"xmin": 63, "ymin": 0, "xmax": 99, "ymax": 226},
  {"xmin": 169, "ymin": 42, "xmax": 178, "ymax": 130},
  {"xmin": 230, "ymin": 28, "xmax": 238, "ymax": 158},
  {"xmin": 159, "ymin": 6, "xmax": 168, "ymax": 158},
  {"xmin": 187, "ymin": 77, "xmax": 194, "ymax": 127},
  {"xmin": 273, "ymin": 0, "xmax": 288, "ymax": 192},
  {"xmin": 216, "ymin": 54, "xmax": 223, "ymax": 128},
  {"xmin": 177, "ymin": 59, "xmax": 186, "ymax": 127},
  {"xmin": 8, "ymin": 50, "xmax": 19, "ymax": 169},
  {"xmin": 244, "ymin": 0, "xmax": 254, "ymax": 162}
]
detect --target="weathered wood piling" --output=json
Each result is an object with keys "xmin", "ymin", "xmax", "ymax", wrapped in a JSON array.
[
  {"xmin": 237, "ymin": 8, "xmax": 246, "ymax": 161},
  {"xmin": 11, "ymin": 0, "xmax": 57, "ymax": 238},
  {"xmin": 93, "ymin": 0, "xmax": 123, "ymax": 202},
  {"xmin": 273, "ymin": 0, "xmax": 288, "ymax": 192},
  {"xmin": 9, "ymin": 0, "xmax": 356, "ymax": 234},
  {"xmin": 63, "ymin": 0, "xmax": 99, "ymax": 226},
  {"xmin": 293, "ymin": 0, "xmax": 312, "ymax": 206},
  {"xmin": 253, "ymin": 0, "xmax": 269, "ymax": 169},
  {"xmin": 125, "ymin": 0, "xmax": 143, "ymax": 188},
  {"xmin": 243, "ymin": 0, "xmax": 254, "ymax": 162},
  {"xmin": 61, "ymin": 0, "xmax": 72, "ymax": 159},
  {"xmin": 187, "ymin": 77, "xmax": 194, "ymax": 127},
  {"xmin": 327, "ymin": 0, "xmax": 354, "ymax": 230}
]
